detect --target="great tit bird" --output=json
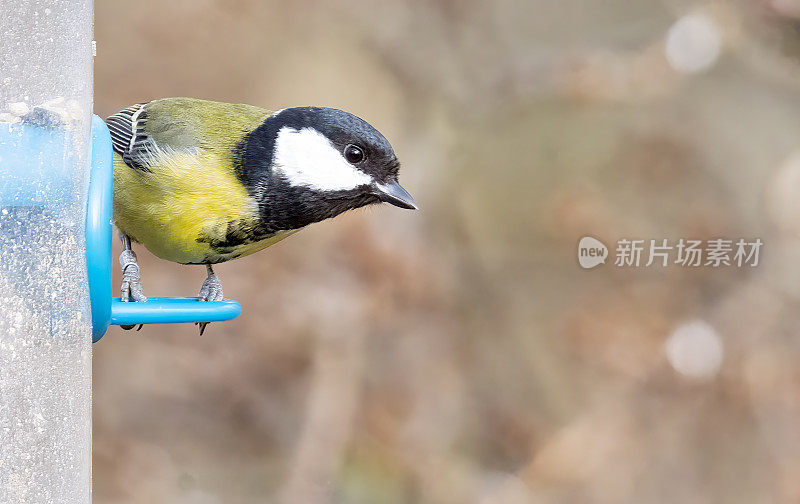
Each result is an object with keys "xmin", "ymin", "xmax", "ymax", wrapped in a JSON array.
[{"xmin": 106, "ymin": 98, "xmax": 416, "ymax": 333}]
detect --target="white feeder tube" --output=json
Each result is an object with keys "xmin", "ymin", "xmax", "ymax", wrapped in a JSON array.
[{"xmin": 0, "ymin": 1, "xmax": 93, "ymax": 503}]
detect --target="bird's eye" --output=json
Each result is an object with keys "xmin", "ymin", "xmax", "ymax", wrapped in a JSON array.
[{"xmin": 344, "ymin": 144, "xmax": 365, "ymax": 164}]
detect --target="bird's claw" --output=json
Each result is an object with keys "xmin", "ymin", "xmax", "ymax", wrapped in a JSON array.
[
  {"xmin": 196, "ymin": 269, "xmax": 223, "ymax": 335},
  {"xmin": 119, "ymin": 249, "xmax": 147, "ymax": 303},
  {"xmin": 195, "ymin": 322, "xmax": 210, "ymax": 336}
]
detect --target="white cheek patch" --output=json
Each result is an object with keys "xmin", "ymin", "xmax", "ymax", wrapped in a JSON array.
[{"xmin": 272, "ymin": 126, "xmax": 372, "ymax": 191}]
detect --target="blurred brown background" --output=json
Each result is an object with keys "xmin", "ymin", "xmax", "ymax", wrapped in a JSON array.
[{"xmin": 92, "ymin": 1, "xmax": 800, "ymax": 502}]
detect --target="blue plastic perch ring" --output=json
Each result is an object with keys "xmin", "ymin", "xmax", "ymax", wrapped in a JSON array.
[{"xmin": 87, "ymin": 115, "xmax": 241, "ymax": 342}]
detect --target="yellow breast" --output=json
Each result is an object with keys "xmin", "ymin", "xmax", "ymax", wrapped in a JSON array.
[{"xmin": 113, "ymin": 150, "xmax": 291, "ymax": 264}]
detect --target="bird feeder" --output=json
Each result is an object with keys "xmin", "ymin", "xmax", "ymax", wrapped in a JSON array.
[
  {"xmin": 2, "ymin": 115, "xmax": 243, "ymax": 343},
  {"xmin": 0, "ymin": 3, "xmax": 93, "ymax": 501},
  {"xmin": 0, "ymin": 2, "xmax": 238, "ymax": 501}
]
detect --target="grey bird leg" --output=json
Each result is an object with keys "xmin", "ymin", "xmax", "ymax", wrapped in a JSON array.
[
  {"xmin": 119, "ymin": 233, "xmax": 146, "ymax": 331},
  {"xmin": 196, "ymin": 264, "xmax": 223, "ymax": 336}
]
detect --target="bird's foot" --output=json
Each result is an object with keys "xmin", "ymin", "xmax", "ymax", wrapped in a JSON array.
[
  {"xmin": 198, "ymin": 271, "xmax": 224, "ymax": 302},
  {"xmin": 120, "ymin": 249, "xmax": 147, "ymax": 302},
  {"xmin": 119, "ymin": 249, "xmax": 146, "ymax": 331},
  {"xmin": 196, "ymin": 267, "xmax": 223, "ymax": 336}
]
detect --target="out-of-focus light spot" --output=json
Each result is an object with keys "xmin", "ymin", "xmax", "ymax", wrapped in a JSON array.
[
  {"xmin": 665, "ymin": 13, "xmax": 721, "ymax": 73},
  {"xmin": 768, "ymin": 151, "xmax": 800, "ymax": 234},
  {"xmin": 665, "ymin": 320, "xmax": 723, "ymax": 379},
  {"xmin": 769, "ymin": 0, "xmax": 800, "ymax": 18},
  {"xmin": 480, "ymin": 472, "xmax": 533, "ymax": 504}
]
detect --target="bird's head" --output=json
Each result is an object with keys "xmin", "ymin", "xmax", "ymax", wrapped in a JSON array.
[{"xmin": 239, "ymin": 107, "xmax": 415, "ymax": 231}]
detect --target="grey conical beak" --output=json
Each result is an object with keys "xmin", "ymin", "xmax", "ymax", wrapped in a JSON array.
[{"xmin": 373, "ymin": 180, "xmax": 417, "ymax": 210}]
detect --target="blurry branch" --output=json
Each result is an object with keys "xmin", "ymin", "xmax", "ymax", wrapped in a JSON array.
[{"xmin": 278, "ymin": 291, "xmax": 368, "ymax": 504}]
